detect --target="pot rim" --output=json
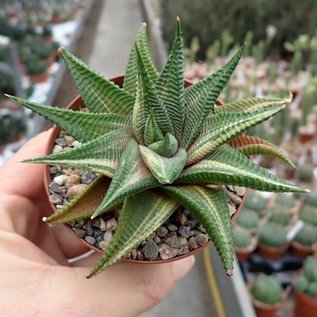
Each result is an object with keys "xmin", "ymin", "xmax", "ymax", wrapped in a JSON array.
[{"xmin": 44, "ymin": 75, "xmax": 246, "ymax": 264}]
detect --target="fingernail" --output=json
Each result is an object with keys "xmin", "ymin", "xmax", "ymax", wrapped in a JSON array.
[{"xmin": 172, "ymin": 256, "xmax": 195, "ymax": 281}]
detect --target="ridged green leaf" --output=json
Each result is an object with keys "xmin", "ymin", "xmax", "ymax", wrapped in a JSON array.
[
  {"xmin": 162, "ymin": 185, "xmax": 234, "ymax": 275},
  {"xmin": 135, "ymin": 45, "xmax": 174, "ymax": 135},
  {"xmin": 230, "ymin": 135, "xmax": 295, "ymax": 167},
  {"xmin": 123, "ymin": 23, "xmax": 158, "ymax": 96},
  {"xmin": 91, "ymin": 139, "xmax": 159, "ymax": 218},
  {"xmin": 178, "ymin": 145, "xmax": 306, "ymax": 193},
  {"xmin": 148, "ymin": 133, "xmax": 178, "ymax": 157},
  {"xmin": 187, "ymin": 105, "xmax": 285, "ymax": 165},
  {"xmin": 60, "ymin": 48, "xmax": 135, "ymax": 114},
  {"xmin": 156, "ymin": 18, "xmax": 185, "ymax": 142},
  {"xmin": 45, "ymin": 176, "xmax": 110, "ymax": 224},
  {"xmin": 215, "ymin": 92, "xmax": 293, "ymax": 113},
  {"xmin": 144, "ymin": 112, "xmax": 164, "ymax": 145},
  {"xmin": 7, "ymin": 95, "xmax": 131, "ymax": 143},
  {"xmin": 25, "ymin": 128, "xmax": 132, "ymax": 178},
  {"xmin": 181, "ymin": 44, "xmax": 246, "ymax": 148},
  {"xmin": 88, "ymin": 191, "xmax": 179, "ymax": 277},
  {"xmin": 139, "ymin": 145, "xmax": 187, "ymax": 184}
]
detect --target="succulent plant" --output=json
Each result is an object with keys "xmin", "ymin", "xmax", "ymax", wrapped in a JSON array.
[
  {"xmin": 7, "ymin": 20, "xmax": 306, "ymax": 277},
  {"xmin": 296, "ymin": 256, "xmax": 317, "ymax": 298},
  {"xmin": 297, "ymin": 164, "xmax": 314, "ymax": 182},
  {"xmin": 299, "ymin": 205, "xmax": 317, "ymax": 226},
  {"xmin": 0, "ymin": 113, "xmax": 27, "ymax": 145},
  {"xmin": 236, "ymin": 209, "xmax": 259, "ymax": 230},
  {"xmin": 233, "ymin": 226, "xmax": 252, "ymax": 248},
  {"xmin": 293, "ymin": 224, "xmax": 317, "ymax": 247},
  {"xmin": 274, "ymin": 193, "xmax": 295, "ymax": 208},
  {"xmin": 302, "ymin": 191, "xmax": 317, "ymax": 207},
  {"xmin": 244, "ymin": 191, "xmax": 267, "ymax": 213},
  {"xmin": 25, "ymin": 56, "xmax": 47, "ymax": 75},
  {"xmin": 268, "ymin": 208, "xmax": 292, "ymax": 227},
  {"xmin": 258, "ymin": 223, "xmax": 288, "ymax": 248},
  {"xmin": 250, "ymin": 274, "xmax": 283, "ymax": 305}
]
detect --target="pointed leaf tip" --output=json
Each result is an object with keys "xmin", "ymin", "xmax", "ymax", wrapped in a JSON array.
[{"xmin": 226, "ymin": 269, "xmax": 233, "ymax": 277}]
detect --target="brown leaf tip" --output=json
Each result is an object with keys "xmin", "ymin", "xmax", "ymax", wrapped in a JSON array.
[{"xmin": 226, "ymin": 269, "xmax": 233, "ymax": 277}]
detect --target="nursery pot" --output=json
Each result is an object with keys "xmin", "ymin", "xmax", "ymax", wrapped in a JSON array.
[
  {"xmin": 258, "ymin": 243, "xmax": 289, "ymax": 260},
  {"xmin": 28, "ymin": 72, "xmax": 48, "ymax": 84},
  {"xmin": 291, "ymin": 241, "xmax": 314, "ymax": 258},
  {"xmin": 235, "ymin": 237, "xmax": 258, "ymax": 261},
  {"xmin": 44, "ymin": 75, "xmax": 246, "ymax": 264},
  {"xmin": 251, "ymin": 297, "xmax": 283, "ymax": 317},
  {"xmin": 294, "ymin": 289, "xmax": 317, "ymax": 317}
]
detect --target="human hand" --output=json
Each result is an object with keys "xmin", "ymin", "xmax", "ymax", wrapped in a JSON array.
[{"xmin": 0, "ymin": 130, "xmax": 195, "ymax": 317}]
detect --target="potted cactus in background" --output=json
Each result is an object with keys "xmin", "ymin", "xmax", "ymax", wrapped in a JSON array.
[
  {"xmin": 233, "ymin": 225, "xmax": 257, "ymax": 261},
  {"xmin": 25, "ymin": 56, "xmax": 48, "ymax": 84},
  {"xmin": 292, "ymin": 224, "xmax": 317, "ymax": 257},
  {"xmin": 250, "ymin": 273, "xmax": 284, "ymax": 317},
  {"xmin": 258, "ymin": 223, "xmax": 289, "ymax": 259},
  {"xmin": 235, "ymin": 209, "xmax": 260, "ymax": 232},
  {"xmin": 6, "ymin": 19, "xmax": 307, "ymax": 278},
  {"xmin": 294, "ymin": 256, "xmax": 317, "ymax": 317}
]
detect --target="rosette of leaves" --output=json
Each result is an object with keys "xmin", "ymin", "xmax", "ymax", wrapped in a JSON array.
[{"xmin": 6, "ymin": 19, "xmax": 307, "ymax": 278}]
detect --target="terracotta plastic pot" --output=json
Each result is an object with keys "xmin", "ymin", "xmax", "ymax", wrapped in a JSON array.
[
  {"xmin": 235, "ymin": 237, "xmax": 258, "ymax": 261},
  {"xmin": 252, "ymin": 298, "xmax": 283, "ymax": 317},
  {"xmin": 44, "ymin": 75, "xmax": 246, "ymax": 264},
  {"xmin": 28, "ymin": 72, "xmax": 48, "ymax": 84},
  {"xmin": 294, "ymin": 289, "xmax": 317, "ymax": 317},
  {"xmin": 258, "ymin": 243, "xmax": 289, "ymax": 260},
  {"xmin": 291, "ymin": 241, "xmax": 314, "ymax": 258}
]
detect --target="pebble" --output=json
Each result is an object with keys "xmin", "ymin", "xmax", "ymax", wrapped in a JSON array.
[
  {"xmin": 178, "ymin": 236, "xmax": 188, "ymax": 246},
  {"xmin": 72, "ymin": 227, "xmax": 86, "ymax": 238},
  {"xmin": 67, "ymin": 184, "xmax": 88, "ymax": 199},
  {"xmin": 229, "ymin": 192, "xmax": 242, "ymax": 205},
  {"xmin": 49, "ymin": 166, "xmax": 59, "ymax": 174},
  {"xmin": 186, "ymin": 219, "xmax": 198, "ymax": 229},
  {"xmin": 157, "ymin": 226, "xmax": 168, "ymax": 237},
  {"xmin": 143, "ymin": 241, "xmax": 159, "ymax": 260},
  {"xmin": 92, "ymin": 218, "xmax": 100, "ymax": 228},
  {"xmin": 159, "ymin": 244, "xmax": 179, "ymax": 260},
  {"xmin": 197, "ymin": 224, "xmax": 207, "ymax": 233},
  {"xmin": 228, "ymin": 203, "xmax": 236, "ymax": 217},
  {"xmin": 53, "ymin": 174, "xmax": 66, "ymax": 185},
  {"xmin": 233, "ymin": 186, "xmax": 246, "ymax": 197},
  {"xmin": 164, "ymin": 232, "xmax": 179, "ymax": 248},
  {"xmin": 177, "ymin": 211, "xmax": 188, "ymax": 225},
  {"xmin": 99, "ymin": 240, "xmax": 110, "ymax": 250},
  {"xmin": 103, "ymin": 231, "xmax": 113, "ymax": 243},
  {"xmin": 65, "ymin": 174, "xmax": 81, "ymax": 185},
  {"xmin": 153, "ymin": 235, "xmax": 161, "ymax": 244},
  {"xmin": 83, "ymin": 220, "xmax": 94, "ymax": 236},
  {"xmin": 195, "ymin": 234, "xmax": 209, "ymax": 246},
  {"xmin": 49, "ymin": 193, "xmax": 63, "ymax": 204},
  {"xmin": 178, "ymin": 246, "xmax": 189, "ymax": 255},
  {"xmin": 137, "ymin": 250, "xmax": 145, "ymax": 260},
  {"xmin": 55, "ymin": 137, "xmax": 67, "ymax": 146},
  {"xmin": 49, "ymin": 182, "xmax": 61, "ymax": 193},
  {"xmin": 131, "ymin": 249, "xmax": 137, "ymax": 260},
  {"xmin": 81, "ymin": 171, "xmax": 97, "ymax": 184},
  {"xmin": 167, "ymin": 224, "xmax": 178, "ymax": 232},
  {"xmin": 65, "ymin": 135, "xmax": 75, "ymax": 146},
  {"xmin": 52, "ymin": 145, "xmax": 63, "ymax": 153},
  {"xmin": 85, "ymin": 236, "xmax": 96, "ymax": 245},
  {"xmin": 178, "ymin": 225, "xmax": 191, "ymax": 238},
  {"xmin": 72, "ymin": 140, "xmax": 81, "ymax": 147},
  {"xmin": 99, "ymin": 217, "xmax": 107, "ymax": 231},
  {"xmin": 64, "ymin": 168, "xmax": 77, "ymax": 176},
  {"xmin": 106, "ymin": 218, "xmax": 118, "ymax": 231},
  {"xmin": 189, "ymin": 237, "xmax": 198, "ymax": 249}
]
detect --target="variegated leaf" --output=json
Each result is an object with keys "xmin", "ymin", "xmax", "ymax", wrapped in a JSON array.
[
  {"xmin": 186, "ymin": 104, "xmax": 285, "ymax": 165},
  {"xmin": 60, "ymin": 48, "xmax": 135, "ymax": 114},
  {"xmin": 7, "ymin": 95, "xmax": 131, "ymax": 143},
  {"xmin": 214, "ymin": 92, "xmax": 292, "ymax": 113},
  {"xmin": 178, "ymin": 144, "xmax": 306, "ymax": 193},
  {"xmin": 45, "ymin": 176, "xmax": 110, "ymax": 224},
  {"xmin": 135, "ymin": 45, "xmax": 174, "ymax": 135},
  {"xmin": 24, "ymin": 128, "xmax": 132, "ymax": 178},
  {"xmin": 91, "ymin": 139, "xmax": 159, "ymax": 218},
  {"xmin": 162, "ymin": 185, "xmax": 234, "ymax": 275},
  {"xmin": 123, "ymin": 23, "xmax": 158, "ymax": 96},
  {"xmin": 144, "ymin": 112, "xmax": 164, "ymax": 145},
  {"xmin": 139, "ymin": 145, "xmax": 187, "ymax": 184},
  {"xmin": 88, "ymin": 191, "xmax": 179, "ymax": 277},
  {"xmin": 230, "ymin": 135, "xmax": 295, "ymax": 167},
  {"xmin": 181, "ymin": 44, "xmax": 246, "ymax": 149},
  {"xmin": 156, "ymin": 17, "xmax": 185, "ymax": 142},
  {"xmin": 148, "ymin": 133, "xmax": 178, "ymax": 157}
]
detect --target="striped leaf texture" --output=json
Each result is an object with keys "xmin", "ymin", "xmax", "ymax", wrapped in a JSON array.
[
  {"xmin": 91, "ymin": 139, "xmax": 159, "ymax": 218},
  {"xmin": 88, "ymin": 191, "xmax": 179, "ymax": 277},
  {"xmin": 178, "ymin": 145, "xmax": 306, "ymax": 193},
  {"xmin": 181, "ymin": 44, "xmax": 246, "ymax": 149},
  {"xmin": 214, "ymin": 92, "xmax": 292, "ymax": 113},
  {"xmin": 45, "ymin": 176, "xmax": 110, "ymax": 224},
  {"xmin": 186, "ymin": 104, "xmax": 286, "ymax": 165},
  {"xmin": 135, "ymin": 45, "xmax": 174, "ymax": 135},
  {"xmin": 155, "ymin": 18, "xmax": 185, "ymax": 142},
  {"xmin": 162, "ymin": 185, "xmax": 234, "ymax": 275},
  {"xmin": 25, "ymin": 129, "xmax": 132, "ymax": 178},
  {"xmin": 60, "ymin": 48, "xmax": 135, "ymax": 114},
  {"xmin": 139, "ymin": 145, "xmax": 187, "ymax": 184},
  {"xmin": 230, "ymin": 135, "xmax": 295, "ymax": 167},
  {"xmin": 123, "ymin": 23, "xmax": 158, "ymax": 96},
  {"xmin": 7, "ymin": 95, "xmax": 131, "ymax": 143},
  {"xmin": 148, "ymin": 133, "xmax": 178, "ymax": 157},
  {"xmin": 144, "ymin": 112, "xmax": 164, "ymax": 145}
]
